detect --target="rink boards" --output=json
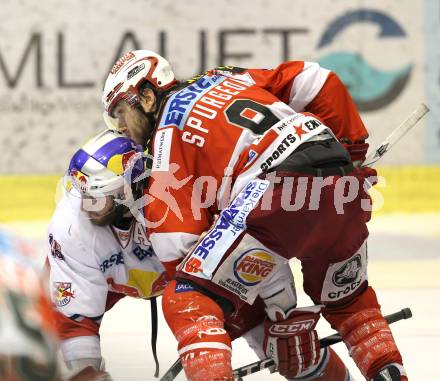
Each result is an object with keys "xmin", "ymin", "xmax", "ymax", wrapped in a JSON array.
[{"xmin": 1, "ymin": 165, "xmax": 440, "ymax": 224}]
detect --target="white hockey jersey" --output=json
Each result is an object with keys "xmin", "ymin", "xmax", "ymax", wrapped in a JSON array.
[{"xmin": 47, "ymin": 191, "xmax": 168, "ymax": 362}]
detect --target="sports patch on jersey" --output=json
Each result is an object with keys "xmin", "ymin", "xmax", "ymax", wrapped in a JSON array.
[
  {"xmin": 117, "ymin": 230, "xmax": 130, "ymax": 242},
  {"xmin": 320, "ymin": 241, "xmax": 368, "ymax": 303},
  {"xmin": 110, "ymin": 225, "xmax": 132, "ymax": 249},
  {"xmin": 53, "ymin": 282, "xmax": 75, "ymax": 307},
  {"xmin": 233, "ymin": 249, "xmax": 276, "ymax": 286},
  {"xmin": 212, "ymin": 234, "xmax": 283, "ymax": 304},
  {"xmin": 159, "ymin": 75, "xmax": 226, "ymax": 130},
  {"xmin": 259, "ymin": 115, "xmax": 327, "ymax": 172},
  {"xmin": 247, "ymin": 149, "xmax": 258, "ymax": 164},
  {"xmin": 153, "ymin": 128, "xmax": 173, "ymax": 171},
  {"xmin": 179, "ymin": 178, "xmax": 269, "ymax": 281},
  {"xmin": 231, "ymin": 114, "xmax": 330, "ymax": 199},
  {"xmin": 175, "ymin": 282, "xmax": 195, "ymax": 293}
]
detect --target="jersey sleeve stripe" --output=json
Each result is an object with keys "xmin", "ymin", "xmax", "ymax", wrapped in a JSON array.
[
  {"xmin": 288, "ymin": 62, "xmax": 330, "ymax": 112},
  {"xmin": 178, "ymin": 342, "xmax": 232, "ymax": 355}
]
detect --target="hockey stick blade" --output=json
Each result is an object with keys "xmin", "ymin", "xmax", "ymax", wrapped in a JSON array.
[
  {"xmin": 363, "ymin": 103, "xmax": 429, "ymax": 167},
  {"xmin": 232, "ymin": 308, "xmax": 412, "ymax": 380}
]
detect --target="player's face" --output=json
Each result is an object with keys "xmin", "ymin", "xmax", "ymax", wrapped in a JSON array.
[
  {"xmin": 113, "ymin": 100, "xmax": 150, "ymax": 146},
  {"xmin": 81, "ymin": 195, "xmax": 116, "ymax": 226}
]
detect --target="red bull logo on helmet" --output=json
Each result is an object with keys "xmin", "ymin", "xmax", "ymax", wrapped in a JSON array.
[
  {"xmin": 121, "ymin": 150, "xmax": 135, "ymax": 170},
  {"xmin": 233, "ymin": 249, "xmax": 276, "ymax": 286},
  {"xmin": 107, "ymin": 149, "xmax": 137, "ymax": 176},
  {"xmin": 53, "ymin": 282, "xmax": 75, "ymax": 307},
  {"xmin": 70, "ymin": 168, "xmax": 89, "ymax": 193}
]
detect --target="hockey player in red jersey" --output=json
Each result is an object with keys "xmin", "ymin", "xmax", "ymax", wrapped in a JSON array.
[{"xmin": 102, "ymin": 50, "xmax": 407, "ymax": 381}]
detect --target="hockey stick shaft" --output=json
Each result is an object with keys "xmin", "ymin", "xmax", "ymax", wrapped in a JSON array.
[
  {"xmin": 160, "ymin": 308, "xmax": 412, "ymax": 381},
  {"xmin": 160, "ymin": 359, "xmax": 182, "ymax": 381},
  {"xmin": 362, "ymin": 103, "xmax": 429, "ymax": 167},
  {"xmin": 233, "ymin": 308, "xmax": 412, "ymax": 379}
]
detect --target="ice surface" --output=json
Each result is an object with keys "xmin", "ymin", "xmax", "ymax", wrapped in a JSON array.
[{"xmin": 4, "ymin": 213, "xmax": 440, "ymax": 380}]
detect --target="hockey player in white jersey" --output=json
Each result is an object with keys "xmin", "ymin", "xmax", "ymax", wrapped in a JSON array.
[{"xmin": 47, "ymin": 130, "xmax": 169, "ymax": 380}]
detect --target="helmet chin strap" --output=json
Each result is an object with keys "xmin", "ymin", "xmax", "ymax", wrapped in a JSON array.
[{"xmin": 112, "ymin": 204, "xmax": 133, "ymax": 230}]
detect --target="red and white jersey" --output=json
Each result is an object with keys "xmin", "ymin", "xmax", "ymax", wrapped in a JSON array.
[
  {"xmin": 146, "ymin": 61, "xmax": 368, "ymax": 275},
  {"xmin": 47, "ymin": 192, "xmax": 168, "ymax": 362}
]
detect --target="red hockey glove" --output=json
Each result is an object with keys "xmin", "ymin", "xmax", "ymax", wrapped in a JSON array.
[
  {"xmin": 343, "ymin": 141, "xmax": 369, "ymax": 164},
  {"xmin": 263, "ymin": 305, "xmax": 322, "ymax": 379}
]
